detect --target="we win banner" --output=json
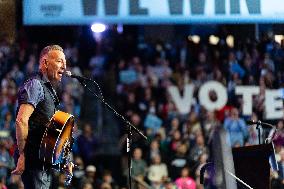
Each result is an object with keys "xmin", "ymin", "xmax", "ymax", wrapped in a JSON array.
[{"xmin": 24, "ymin": 0, "xmax": 284, "ymax": 25}]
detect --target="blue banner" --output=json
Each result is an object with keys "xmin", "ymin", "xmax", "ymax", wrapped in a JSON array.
[{"xmin": 23, "ymin": 0, "xmax": 284, "ymax": 25}]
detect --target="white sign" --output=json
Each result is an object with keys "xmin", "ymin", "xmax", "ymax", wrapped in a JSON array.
[
  {"xmin": 24, "ymin": 0, "xmax": 284, "ymax": 25},
  {"xmin": 168, "ymin": 84, "xmax": 194, "ymax": 114},
  {"xmin": 198, "ymin": 81, "xmax": 228, "ymax": 111},
  {"xmin": 235, "ymin": 86, "xmax": 259, "ymax": 115},
  {"xmin": 168, "ymin": 82, "xmax": 284, "ymax": 120},
  {"xmin": 265, "ymin": 90, "xmax": 283, "ymax": 119}
]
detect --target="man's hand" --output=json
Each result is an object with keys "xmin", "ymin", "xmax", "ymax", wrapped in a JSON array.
[
  {"xmin": 11, "ymin": 154, "xmax": 25, "ymax": 175},
  {"xmin": 63, "ymin": 162, "xmax": 75, "ymax": 185},
  {"xmin": 65, "ymin": 162, "xmax": 75, "ymax": 176}
]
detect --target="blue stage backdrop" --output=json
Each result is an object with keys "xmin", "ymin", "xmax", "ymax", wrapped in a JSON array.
[{"xmin": 23, "ymin": 0, "xmax": 284, "ymax": 25}]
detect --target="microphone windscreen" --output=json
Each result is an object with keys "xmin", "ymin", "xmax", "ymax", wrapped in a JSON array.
[
  {"xmin": 64, "ymin": 71, "xmax": 72, "ymax": 77},
  {"xmin": 246, "ymin": 120, "xmax": 257, "ymax": 125}
]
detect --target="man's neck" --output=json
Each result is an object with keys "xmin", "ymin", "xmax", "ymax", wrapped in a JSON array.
[{"xmin": 41, "ymin": 71, "xmax": 57, "ymax": 87}]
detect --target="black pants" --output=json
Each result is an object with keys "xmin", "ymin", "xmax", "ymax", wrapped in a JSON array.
[{"xmin": 21, "ymin": 168, "xmax": 52, "ymax": 189}]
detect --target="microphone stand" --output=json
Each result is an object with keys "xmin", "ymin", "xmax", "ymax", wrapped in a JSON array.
[
  {"xmin": 256, "ymin": 121, "xmax": 261, "ymax": 145},
  {"xmin": 252, "ymin": 120, "xmax": 276, "ymax": 145},
  {"xmin": 72, "ymin": 76, "xmax": 147, "ymax": 189},
  {"xmin": 127, "ymin": 124, "xmax": 132, "ymax": 189}
]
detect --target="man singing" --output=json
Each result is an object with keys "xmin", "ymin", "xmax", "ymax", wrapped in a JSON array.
[{"xmin": 12, "ymin": 45, "xmax": 72, "ymax": 188}]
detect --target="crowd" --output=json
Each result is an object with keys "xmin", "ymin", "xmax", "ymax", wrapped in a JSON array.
[{"xmin": 0, "ymin": 28, "xmax": 284, "ymax": 189}]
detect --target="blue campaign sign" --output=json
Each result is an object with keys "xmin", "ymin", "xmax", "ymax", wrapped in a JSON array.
[
  {"xmin": 119, "ymin": 70, "xmax": 137, "ymax": 84},
  {"xmin": 23, "ymin": 0, "xmax": 284, "ymax": 25}
]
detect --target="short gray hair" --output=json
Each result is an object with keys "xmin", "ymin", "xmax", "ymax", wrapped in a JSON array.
[
  {"xmin": 39, "ymin": 45, "xmax": 63, "ymax": 71},
  {"xmin": 39, "ymin": 45, "xmax": 63, "ymax": 61}
]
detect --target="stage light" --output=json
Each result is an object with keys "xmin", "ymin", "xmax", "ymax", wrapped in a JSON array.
[
  {"xmin": 209, "ymin": 35, "xmax": 220, "ymax": 45},
  {"xmin": 226, "ymin": 35, "xmax": 234, "ymax": 48},
  {"xmin": 274, "ymin": 35, "xmax": 284, "ymax": 44},
  {"xmin": 117, "ymin": 24, "xmax": 123, "ymax": 34},
  {"xmin": 188, "ymin": 35, "xmax": 200, "ymax": 44},
  {"xmin": 91, "ymin": 23, "xmax": 106, "ymax": 33}
]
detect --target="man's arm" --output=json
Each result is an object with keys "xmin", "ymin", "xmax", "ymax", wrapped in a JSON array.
[
  {"xmin": 12, "ymin": 103, "xmax": 34, "ymax": 175},
  {"xmin": 15, "ymin": 103, "xmax": 34, "ymax": 154}
]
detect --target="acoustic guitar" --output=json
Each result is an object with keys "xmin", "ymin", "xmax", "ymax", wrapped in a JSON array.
[{"xmin": 39, "ymin": 110, "xmax": 74, "ymax": 185}]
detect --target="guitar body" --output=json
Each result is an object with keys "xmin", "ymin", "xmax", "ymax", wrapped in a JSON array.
[{"xmin": 39, "ymin": 111, "xmax": 74, "ymax": 166}]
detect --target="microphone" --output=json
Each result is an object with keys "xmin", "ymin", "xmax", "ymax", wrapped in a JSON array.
[
  {"xmin": 246, "ymin": 120, "xmax": 275, "ymax": 129},
  {"xmin": 246, "ymin": 120, "xmax": 259, "ymax": 125},
  {"xmin": 64, "ymin": 71, "xmax": 91, "ymax": 81},
  {"xmin": 65, "ymin": 70, "xmax": 104, "ymax": 100}
]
